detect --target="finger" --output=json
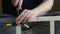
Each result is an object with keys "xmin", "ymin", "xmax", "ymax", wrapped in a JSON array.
[
  {"xmin": 14, "ymin": 0, "xmax": 20, "ymax": 7},
  {"xmin": 18, "ymin": 11, "xmax": 33, "ymax": 23},
  {"xmin": 23, "ymin": 13, "xmax": 32, "ymax": 23},
  {"xmin": 17, "ymin": 9, "xmax": 28, "ymax": 20},
  {"xmin": 22, "ymin": 10, "xmax": 34, "ymax": 23},
  {"xmin": 23, "ymin": 16, "xmax": 30, "ymax": 23},
  {"xmin": 18, "ymin": 15, "xmax": 26, "ymax": 23},
  {"xmin": 16, "ymin": 0, "xmax": 23, "ymax": 11},
  {"xmin": 17, "ymin": 10, "xmax": 29, "ymax": 24},
  {"xmin": 17, "ymin": 12, "xmax": 29, "ymax": 24}
]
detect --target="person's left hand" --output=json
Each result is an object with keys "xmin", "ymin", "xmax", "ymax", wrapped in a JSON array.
[
  {"xmin": 11, "ymin": 0, "xmax": 23, "ymax": 11},
  {"xmin": 16, "ymin": 9, "xmax": 38, "ymax": 24}
]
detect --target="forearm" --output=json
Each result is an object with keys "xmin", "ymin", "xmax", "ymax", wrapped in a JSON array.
[{"xmin": 32, "ymin": 0, "xmax": 54, "ymax": 16}]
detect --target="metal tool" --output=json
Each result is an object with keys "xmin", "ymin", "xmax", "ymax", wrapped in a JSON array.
[{"xmin": 0, "ymin": 22, "xmax": 32, "ymax": 30}]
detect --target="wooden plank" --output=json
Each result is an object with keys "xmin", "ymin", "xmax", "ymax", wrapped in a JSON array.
[
  {"xmin": 16, "ymin": 25, "xmax": 21, "ymax": 34},
  {"xmin": 50, "ymin": 20, "xmax": 55, "ymax": 34},
  {"xmin": 16, "ymin": 16, "xmax": 60, "ymax": 34},
  {"xmin": 28, "ymin": 16, "xmax": 60, "ymax": 22}
]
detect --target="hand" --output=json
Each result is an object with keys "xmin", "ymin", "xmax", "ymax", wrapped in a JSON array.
[
  {"xmin": 16, "ymin": 9, "xmax": 38, "ymax": 24},
  {"xmin": 11, "ymin": 0, "xmax": 23, "ymax": 11}
]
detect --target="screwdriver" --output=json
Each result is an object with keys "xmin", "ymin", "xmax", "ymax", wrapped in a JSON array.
[
  {"xmin": 5, "ymin": 22, "xmax": 31, "ymax": 29},
  {"xmin": 0, "ymin": 22, "xmax": 17, "ymax": 27},
  {"xmin": 17, "ymin": 7, "xmax": 32, "ymax": 30},
  {"xmin": 0, "ymin": 22, "xmax": 32, "ymax": 30}
]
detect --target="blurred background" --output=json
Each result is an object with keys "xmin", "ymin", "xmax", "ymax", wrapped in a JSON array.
[
  {"xmin": 0, "ymin": 0, "xmax": 60, "ymax": 34},
  {"xmin": 51, "ymin": 0, "xmax": 60, "ymax": 11},
  {"xmin": 0, "ymin": 0, "xmax": 2, "ymax": 14},
  {"xmin": 0, "ymin": 0, "xmax": 60, "ymax": 15},
  {"xmin": 50, "ymin": 0, "xmax": 60, "ymax": 13},
  {"xmin": 47, "ymin": 0, "xmax": 60, "ymax": 15}
]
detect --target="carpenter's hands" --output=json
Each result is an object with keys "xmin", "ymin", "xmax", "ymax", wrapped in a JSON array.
[
  {"xmin": 11, "ymin": 0, "xmax": 23, "ymax": 11},
  {"xmin": 16, "ymin": 9, "xmax": 38, "ymax": 24}
]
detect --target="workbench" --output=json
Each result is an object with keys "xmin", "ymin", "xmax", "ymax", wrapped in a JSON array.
[{"xmin": 0, "ymin": 14, "xmax": 60, "ymax": 34}]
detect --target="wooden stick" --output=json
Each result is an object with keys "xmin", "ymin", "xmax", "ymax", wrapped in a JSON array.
[{"xmin": 16, "ymin": 25, "xmax": 21, "ymax": 34}]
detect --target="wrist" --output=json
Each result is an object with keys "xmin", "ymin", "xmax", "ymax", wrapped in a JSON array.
[{"xmin": 31, "ymin": 9, "xmax": 39, "ymax": 17}]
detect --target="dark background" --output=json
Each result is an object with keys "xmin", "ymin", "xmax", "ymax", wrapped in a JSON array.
[
  {"xmin": 0, "ymin": 0, "xmax": 60, "ymax": 14},
  {"xmin": 51, "ymin": 0, "xmax": 60, "ymax": 12},
  {"xmin": 53, "ymin": 0, "xmax": 60, "ymax": 11}
]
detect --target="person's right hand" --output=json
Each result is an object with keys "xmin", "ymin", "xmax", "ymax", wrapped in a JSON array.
[{"xmin": 11, "ymin": 0, "xmax": 23, "ymax": 11}]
